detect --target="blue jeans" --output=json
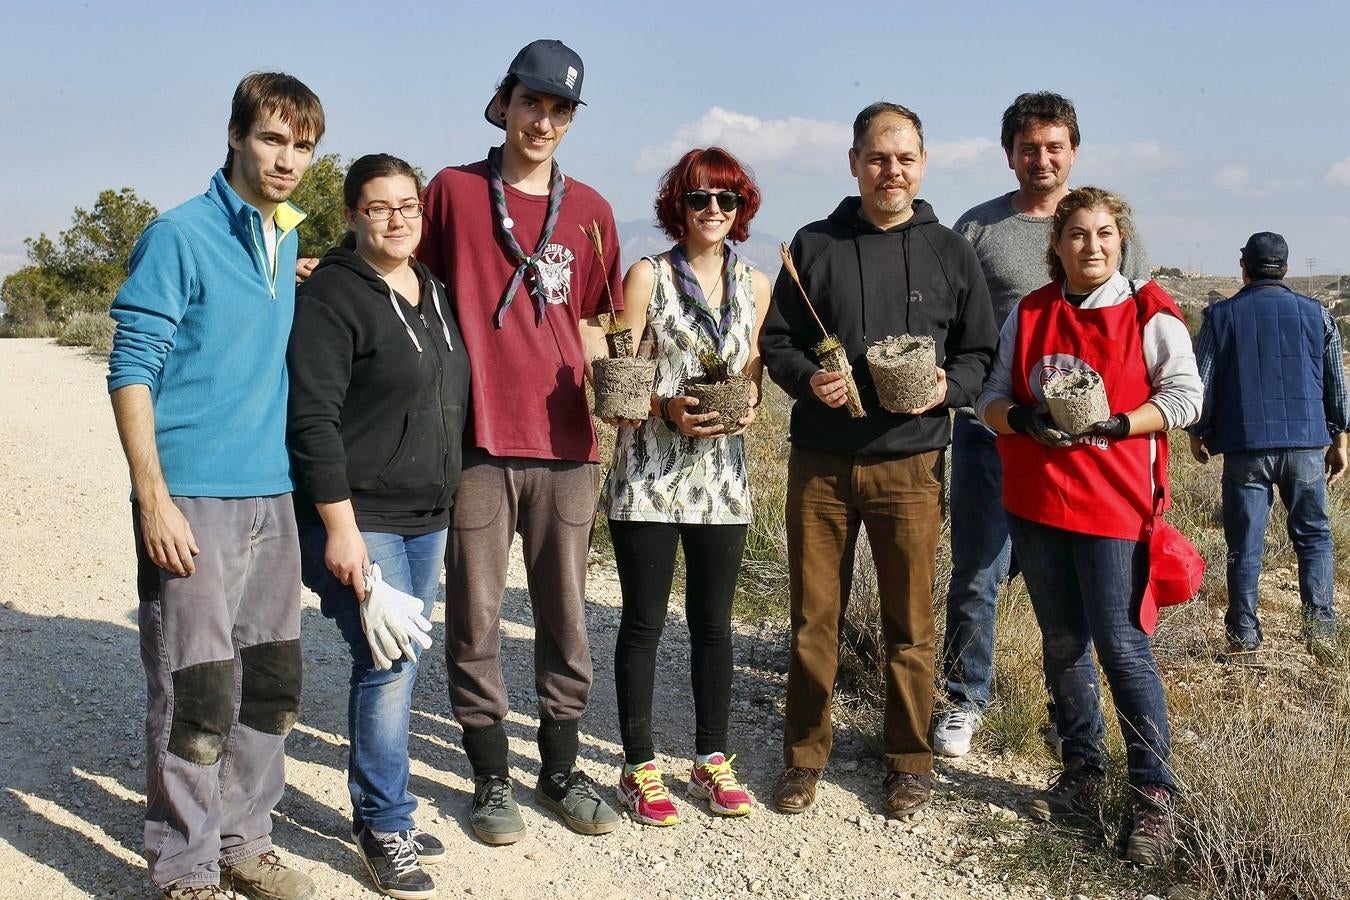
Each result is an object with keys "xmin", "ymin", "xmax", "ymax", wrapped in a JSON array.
[
  {"xmin": 298, "ymin": 521, "xmax": 447, "ymax": 833},
  {"xmin": 1007, "ymin": 513, "xmax": 1173, "ymax": 791},
  {"xmin": 941, "ymin": 415, "xmax": 1012, "ymax": 712},
  {"xmin": 1222, "ymin": 447, "xmax": 1337, "ymax": 644}
]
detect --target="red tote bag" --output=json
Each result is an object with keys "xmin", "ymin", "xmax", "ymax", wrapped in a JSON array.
[{"xmin": 1138, "ymin": 437, "xmax": 1206, "ymax": 634}]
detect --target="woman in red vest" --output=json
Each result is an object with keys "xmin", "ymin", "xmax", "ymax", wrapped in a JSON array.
[{"xmin": 976, "ymin": 187, "xmax": 1201, "ymax": 867}]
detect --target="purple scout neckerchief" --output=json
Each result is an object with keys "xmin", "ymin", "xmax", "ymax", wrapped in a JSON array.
[
  {"xmin": 488, "ymin": 144, "xmax": 568, "ymax": 328},
  {"xmin": 668, "ymin": 242, "xmax": 739, "ymax": 351}
]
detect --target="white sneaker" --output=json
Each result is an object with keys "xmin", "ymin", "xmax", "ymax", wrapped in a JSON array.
[{"xmin": 932, "ymin": 708, "xmax": 981, "ymax": 758}]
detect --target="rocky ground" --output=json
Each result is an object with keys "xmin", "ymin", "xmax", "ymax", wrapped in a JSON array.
[{"xmin": 1, "ymin": 339, "xmax": 1154, "ymax": 899}]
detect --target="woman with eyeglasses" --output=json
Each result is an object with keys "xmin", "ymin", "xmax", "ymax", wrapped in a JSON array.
[
  {"xmin": 599, "ymin": 147, "xmax": 771, "ymax": 827},
  {"xmin": 287, "ymin": 153, "xmax": 469, "ymax": 898}
]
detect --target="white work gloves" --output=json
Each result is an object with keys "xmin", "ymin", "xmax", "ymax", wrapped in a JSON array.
[{"xmin": 359, "ymin": 563, "xmax": 433, "ymax": 670}]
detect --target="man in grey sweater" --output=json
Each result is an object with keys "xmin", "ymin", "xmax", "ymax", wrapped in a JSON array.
[{"xmin": 935, "ymin": 92, "xmax": 1149, "ymax": 758}]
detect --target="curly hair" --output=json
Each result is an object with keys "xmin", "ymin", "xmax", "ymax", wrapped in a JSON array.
[
  {"xmin": 653, "ymin": 147, "xmax": 762, "ymax": 244},
  {"xmin": 1046, "ymin": 186, "xmax": 1134, "ymax": 284}
]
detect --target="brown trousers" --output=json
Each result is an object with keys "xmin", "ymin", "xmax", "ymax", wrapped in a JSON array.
[{"xmin": 782, "ymin": 446, "xmax": 942, "ymax": 775}]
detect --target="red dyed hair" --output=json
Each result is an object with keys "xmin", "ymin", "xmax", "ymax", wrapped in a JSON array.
[{"xmin": 653, "ymin": 147, "xmax": 761, "ymax": 244}]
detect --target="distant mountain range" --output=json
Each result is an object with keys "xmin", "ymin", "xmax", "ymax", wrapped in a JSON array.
[{"xmin": 616, "ymin": 219, "xmax": 785, "ymax": 275}]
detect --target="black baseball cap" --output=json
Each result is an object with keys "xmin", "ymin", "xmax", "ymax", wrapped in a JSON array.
[
  {"xmin": 1240, "ymin": 231, "xmax": 1289, "ymax": 271},
  {"xmin": 484, "ymin": 40, "xmax": 586, "ymax": 128}
]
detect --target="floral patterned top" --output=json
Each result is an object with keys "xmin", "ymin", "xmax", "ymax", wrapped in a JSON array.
[{"xmin": 599, "ymin": 253, "xmax": 757, "ymax": 524}]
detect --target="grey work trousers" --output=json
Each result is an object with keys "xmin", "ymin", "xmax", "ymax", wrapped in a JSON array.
[
  {"xmin": 444, "ymin": 452, "xmax": 598, "ymax": 745},
  {"xmin": 135, "ymin": 496, "xmax": 302, "ymax": 889}
]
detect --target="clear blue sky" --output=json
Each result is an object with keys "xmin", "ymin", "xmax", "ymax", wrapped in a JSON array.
[{"xmin": 4, "ymin": 0, "xmax": 1348, "ymax": 279}]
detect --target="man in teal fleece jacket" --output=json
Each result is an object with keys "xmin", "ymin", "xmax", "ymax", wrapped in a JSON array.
[{"xmin": 107, "ymin": 72, "xmax": 324, "ymax": 900}]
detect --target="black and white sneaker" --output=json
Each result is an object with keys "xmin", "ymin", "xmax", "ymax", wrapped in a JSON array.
[
  {"xmin": 408, "ymin": 827, "xmax": 445, "ymax": 866},
  {"xmin": 353, "ymin": 825, "xmax": 436, "ymax": 899}
]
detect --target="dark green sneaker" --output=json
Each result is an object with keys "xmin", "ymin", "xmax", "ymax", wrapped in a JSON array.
[
  {"xmin": 471, "ymin": 775, "xmax": 525, "ymax": 845},
  {"xmin": 535, "ymin": 767, "xmax": 620, "ymax": 835}
]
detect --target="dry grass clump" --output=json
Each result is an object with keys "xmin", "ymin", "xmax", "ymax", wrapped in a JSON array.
[
  {"xmin": 1171, "ymin": 670, "xmax": 1350, "ymax": 899},
  {"xmin": 736, "ymin": 382, "xmax": 792, "ymax": 620},
  {"xmin": 56, "ymin": 311, "xmax": 115, "ymax": 357},
  {"xmin": 0, "ymin": 319, "xmax": 62, "ymax": 338}
]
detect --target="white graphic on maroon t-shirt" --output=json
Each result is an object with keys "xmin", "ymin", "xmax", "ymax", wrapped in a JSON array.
[{"xmin": 535, "ymin": 243, "xmax": 575, "ymax": 305}]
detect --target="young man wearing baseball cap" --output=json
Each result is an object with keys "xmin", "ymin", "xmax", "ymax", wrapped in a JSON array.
[{"xmin": 418, "ymin": 39, "xmax": 623, "ymax": 844}]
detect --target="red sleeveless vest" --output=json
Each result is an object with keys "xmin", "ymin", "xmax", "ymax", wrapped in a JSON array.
[{"xmin": 997, "ymin": 280, "xmax": 1182, "ymax": 541}]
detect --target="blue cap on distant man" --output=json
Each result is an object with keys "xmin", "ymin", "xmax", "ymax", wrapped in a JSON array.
[{"xmin": 1240, "ymin": 231, "xmax": 1289, "ymax": 270}]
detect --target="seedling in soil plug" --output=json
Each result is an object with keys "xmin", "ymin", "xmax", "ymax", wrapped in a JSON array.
[
  {"xmin": 1043, "ymin": 369, "xmax": 1110, "ymax": 435},
  {"xmin": 779, "ymin": 243, "xmax": 865, "ymax": 419},
  {"xmin": 582, "ymin": 221, "xmax": 655, "ymax": 419},
  {"xmin": 685, "ymin": 344, "xmax": 752, "ymax": 434},
  {"xmin": 866, "ymin": 334, "xmax": 938, "ymax": 413}
]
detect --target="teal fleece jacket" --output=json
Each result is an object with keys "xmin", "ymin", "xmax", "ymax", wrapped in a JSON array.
[{"xmin": 107, "ymin": 169, "xmax": 306, "ymax": 497}]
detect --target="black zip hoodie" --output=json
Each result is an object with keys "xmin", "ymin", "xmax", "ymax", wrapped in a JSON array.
[
  {"xmin": 287, "ymin": 246, "xmax": 470, "ymax": 532},
  {"xmin": 759, "ymin": 197, "xmax": 997, "ymax": 456}
]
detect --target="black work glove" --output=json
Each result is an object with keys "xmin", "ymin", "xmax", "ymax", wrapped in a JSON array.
[
  {"xmin": 1007, "ymin": 404, "xmax": 1073, "ymax": 448},
  {"xmin": 1090, "ymin": 414, "xmax": 1131, "ymax": 439}
]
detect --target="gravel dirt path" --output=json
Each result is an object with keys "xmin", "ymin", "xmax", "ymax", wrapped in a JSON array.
[{"xmin": 0, "ymin": 339, "xmax": 1057, "ymax": 899}]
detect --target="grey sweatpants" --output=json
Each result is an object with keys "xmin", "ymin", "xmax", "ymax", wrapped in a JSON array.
[
  {"xmin": 135, "ymin": 496, "xmax": 302, "ymax": 889},
  {"xmin": 444, "ymin": 452, "xmax": 598, "ymax": 736}
]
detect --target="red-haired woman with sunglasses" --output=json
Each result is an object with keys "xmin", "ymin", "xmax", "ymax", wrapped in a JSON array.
[{"xmin": 599, "ymin": 147, "xmax": 771, "ymax": 826}]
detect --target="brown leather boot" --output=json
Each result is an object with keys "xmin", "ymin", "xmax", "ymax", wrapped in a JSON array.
[
  {"xmin": 773, "ymin": 767, "xmax": 821, "ymax": 814},
  {"xmin": 883, "ymin": 771, "xmax": 932, "ymax": 818}
]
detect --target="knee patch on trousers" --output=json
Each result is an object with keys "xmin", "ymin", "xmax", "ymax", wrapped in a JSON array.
[
  {"xmin": 238, "ymin": 639, "xmax": 302, "ymax": 736},
  {"xmin": 168, "ymin": 659, "xmax": 236, "ymax": 765}
]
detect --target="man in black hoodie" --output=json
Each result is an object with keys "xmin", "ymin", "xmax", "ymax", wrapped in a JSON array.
[{"xmin": 760, "ymin": 101, "xmax": 996, "ymax": 818}]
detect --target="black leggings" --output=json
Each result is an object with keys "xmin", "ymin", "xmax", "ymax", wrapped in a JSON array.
[{"xmin": 609, "ymin": 519, "xmax": 748, "ymax": 764}]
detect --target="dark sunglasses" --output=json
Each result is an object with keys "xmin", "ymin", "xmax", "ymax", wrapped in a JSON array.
[{"xmin": 684, "ymin": 190, "xmax": 742, "ymax": 213}]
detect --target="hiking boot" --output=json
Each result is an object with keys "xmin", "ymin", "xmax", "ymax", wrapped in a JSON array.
[
  {"xmin": 1226, "ymin": 630, "xmax": 1261, "ymax": 654},
  {"xmin": 1028, "ymin": 760, "xmax": 1104, "ymax": 823},
  {"xmin": 883, "ymin": 771, "xmax": 932, "ymax": 819},
  {"xmin": 353, "ymin": 826, "xmax": 435, "ymax": 899},
  {"xmin": 1305, "ymin": 624, "xmax": 1341, "ymax": 663},
  {"xmin": 536, "ymin": 767, "xmax": 621, "ymax": 835},
  {"xmin": 162, "ymin": 886, "xmax": 233, "ymax": 900},
  {"xmin": 932, "ymin": 708, "xmax": 981, "ymax": 758},
  {"xmin": 688, "ymin": 753, "xmax": 752, "ymax": 816},
  {"xmin": 221, "ymin": 849, "xmax": 315, "ymax": 900},
  {"xmin": 408, "ymin": 827, "xmax": 445, "ymax": 866},
  {"xmin": 1121, "ymin": 784, "xmax": 1175, "ymax": 867},
  {"xmin": 470, "ymin": 775, "xmax": 525, "ymax": 845},
  {"xmin": 618, "ymin": 762, "xmax": 680, "ymax": 826},
  {"xmin": 772, "ymin": 767, "xmax": 821, "ymax": 814}
]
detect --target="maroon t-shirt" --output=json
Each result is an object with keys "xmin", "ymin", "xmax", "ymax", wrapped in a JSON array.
[{"xmin": 419, "ymin": 160, "xmax": 623, "ymax": 463}]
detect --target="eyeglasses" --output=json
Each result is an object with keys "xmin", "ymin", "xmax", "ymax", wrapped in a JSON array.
[
  {"xmin": 359, "ymin": 202, "xmax": 425, "ymax": 221},
  {"xmin": 684, "ymin": 190, "xmax": 742, "ymax": 213}
]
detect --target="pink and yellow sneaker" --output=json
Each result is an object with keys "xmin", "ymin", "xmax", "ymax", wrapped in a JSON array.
[
  {"xmin": 618, "ymin": 762, "xmax": 680, "ymax": 826},
  {"xmin": 688, "ymin": 753, "xmax": 752, "ymax": 816}
]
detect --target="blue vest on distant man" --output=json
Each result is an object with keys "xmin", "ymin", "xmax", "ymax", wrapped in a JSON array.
[{"xmin": 1205, "ymin": 279, "xmax": 1329, "ymax": 454}]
